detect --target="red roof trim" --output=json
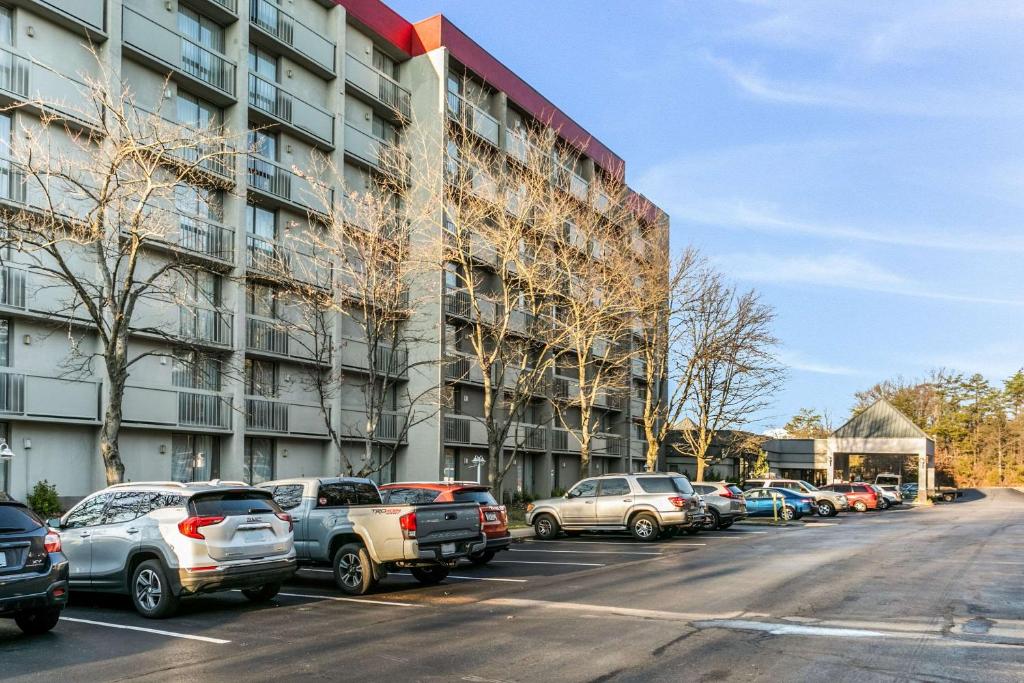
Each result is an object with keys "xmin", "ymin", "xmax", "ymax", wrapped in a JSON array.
[{"xmin": 335, "ymin": 1, "xmax": 625, "ymax": 174}]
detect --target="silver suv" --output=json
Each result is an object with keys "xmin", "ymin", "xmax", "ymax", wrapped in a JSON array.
[
  {"xmin": 525, "ymin": 473, "xmax": 706, "ymax": 541},
  {"xmin": 51, "ymin": 481, "xmax": 296, "ymax": 618}
]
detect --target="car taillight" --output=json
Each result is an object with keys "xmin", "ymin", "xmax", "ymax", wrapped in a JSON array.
[
  {"xmin": 668, "ymin": 496, "xmax": 686, "ymax": 508},
  {"xmin": 478, "ymin": 506, "xmax": 486, "ymax": 524},
  {"xmin": 44, "ymin": 531, "xmax": 61, "ymax": 553},
  {"xmin": 276, "ymin": 512, "xmax": 293, "ymax": 532},
  {"xmin": 399, "ymin": 511, "xmax": 417, "ymax": 539},
  {"xmin": 719, "ymin": 489, "xmax": 735, "ymax": 498},
  {"xmin": 177, "ymin": 515, "xmax": 225, "ymax": 540}
]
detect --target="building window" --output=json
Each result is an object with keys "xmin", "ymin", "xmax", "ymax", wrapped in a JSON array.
[
  {"xmin": 176, "ymin": 91, "xmax": 220, "ymax": 129},
  {"xmin": 372, "ymin": 113, "xmax": 398, "ymax": 144},
  {"xmin": 244, "ymin": 437, "xmax": 274, "ymax": 484},
  {"xmin": 172, "ymin": 350, "xmax": 221, "ymax": 391},
  {"xmin": 171, "ymin": 434, "xmax": 220, "ymax": 482},
  {"xmin": 0, "ymin": 6, "xmax": 11, "ymax": 47},
  {"xmin": 246, "ymin": 282, "xmax": 278, "ymax": 318},
  {"xmin": 183, "ymin": 268, "xmax": 222, "ymax": 309},
  {"xmin": 372, "ymin": 47, "xmax": 398, "ymax": 80},
  {"xmin": 245, "ymin": 358, "xmax": 277, "ymax": 397},
  {"xmin": 248, "ymin": 126, "xmax": 277, "ymax": 160},
  {"xmin": 178, "ymin": 7, "xmax": 224, "ymax": 52}
]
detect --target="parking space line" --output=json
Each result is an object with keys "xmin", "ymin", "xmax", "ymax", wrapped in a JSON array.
[
  {"xmin": 523, "ymin": 540, "xmax": 703, "ymax": 547},
  {"xmin": 491, "ymin": 560, "xmax": 605, "ymax": 567},
  {"xmin": 393, "ymin": 571, "xmax": 528, "ymax": 583},
  {"xmin": 509, "ymin": 548, "xmax": 662, "ymax": 556},
  {"xmin": 60, "ymin": 617, "xmax": 231, "ymax": 644},
  {"xmin": 276, "ymin": 591, "xmax": 422, "ymax": 607}
]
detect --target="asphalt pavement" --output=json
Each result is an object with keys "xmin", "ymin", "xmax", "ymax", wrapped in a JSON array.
[{"xmin": 3, "ymin": 488, "xmax": 1023, "ymax": 682}]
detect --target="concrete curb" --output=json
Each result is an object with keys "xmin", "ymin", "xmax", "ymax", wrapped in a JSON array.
[{"xmin": 510, "ymin": 527, "xmax": 534, "ymax": 539}]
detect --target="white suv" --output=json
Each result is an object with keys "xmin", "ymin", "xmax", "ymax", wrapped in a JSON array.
[{"xmin": 52, "ymin": 481, "xmax": 296, "ymax": 618}]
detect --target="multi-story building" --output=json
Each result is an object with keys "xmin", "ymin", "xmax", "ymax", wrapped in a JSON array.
[{"xmin": 0, "ymin": 0, "xmax": 667, "ymax": 503}]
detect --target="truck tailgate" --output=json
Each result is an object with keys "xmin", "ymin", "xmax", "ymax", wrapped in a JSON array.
[{"xmin": 413, "ymin": 503, "xmax": 481, "ymax": 547}]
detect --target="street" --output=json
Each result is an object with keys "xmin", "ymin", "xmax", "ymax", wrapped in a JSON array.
[{"xmin": 3, "ymin": 489, "xmax": 1023, "ymax": 682}]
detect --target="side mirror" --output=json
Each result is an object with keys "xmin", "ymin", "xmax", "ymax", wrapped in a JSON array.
[
  {"xmin": 565, "ymin": 490, "xmax": 576, "ymax": 499},
  {"xmin": 46, "ymin": 517, "xmax": 62, "ymax": 530}
]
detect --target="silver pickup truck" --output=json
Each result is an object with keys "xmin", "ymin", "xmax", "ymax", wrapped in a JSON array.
[{"xmin": 261, "ymin": 477, "xmax": 486, "ymax": 595}]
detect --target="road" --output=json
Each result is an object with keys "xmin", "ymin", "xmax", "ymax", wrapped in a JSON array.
[{"xmin": 3, "ymin": 488, "xmax": 1023, "ymax": 682}]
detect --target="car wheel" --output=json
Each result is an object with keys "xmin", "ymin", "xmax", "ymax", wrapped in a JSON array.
[
  {"xmin": 816, "ymin": 500, "xmax": 835, "ymax": 517},
  {"xmin": 534, "ymin": 514, "xmax": 560, "ymax": 540},
  {"xmin": 630, "ymin": 513, "xmax": 660, "ymax": 541},
  {"xmin": 853, "ymin": 500, "xmax": 868, "ymax": 512},
  {"xmin": 942, "ymin": 493, "xmax": 955, "ymax": 502},
  {"xmin": 334, "ymin": 543, "xmax": 376, "ymax": 596},
  {"xmin": 410, "ymin": 565, "xmax": 449, "ymax": 586},
  {"xmin": 702, "ymin": 509, "xmax": 721, "ymax": 530},
  {"xmin": 131, "ymin": 559, "xmax": 180, "ymax": 619},
  {"xmin": 781, "ymin": 506, "xmax": 796, "ymax": 521},
  {"xmin": 241, "ymin": 583, "xmax": 281, "ymax": 603},
  {"xmin": 879, "ymin": 499, "xmax": 890, "ymax": 510},
  {"xmin": 14, "ymin": 608, "xmax": 61, "ymax": 635},
  {"xmin": 469, "ymin": 550, "xmax": 496, "ymax": 566}
]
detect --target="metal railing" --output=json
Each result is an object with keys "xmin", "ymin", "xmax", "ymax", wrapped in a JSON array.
[
  {"xmin": 247, "ymin": 155, "xmax": 334, "ymax": 213},
  {"xmin": 245, "ymin": 232, "xmax": 291, "ymax": 274},
  {"xmin": 0, "ymin": 265, "xmax": 26, "ymax": 309},
  {"xmin": 0, "ymin": 45, "xmax": 29, "ymax": 98},
  {"xmin": 179, "ymin": 306, "xmax": 233, "ymax": 346},
  {"xmin": 248, "ymin": 73, "xmax": 334, "ymax": 146},
  {"xmin": 0, "ymin": 370, "xmax": 25, "ymax": 413},
  {"xmin": 446, "ymin": 91, "xmax": 499, "ymax": 145},
  {"xmin": 178, "ymin": 390, "xmax": 231, "ymax": 428},
  {"xmin": 375, "ymin": 343, "xmax": 407, "ymax": 376},
  {"xmin": 444, "ymin": 289, "xmax": 471, "ymax": 319},
  {"xmin": 248, "ymin": 72, "xmax": 293, "ymax": 122},
  {"xmin": 177, "ymin": 214, "xmax": 234, "ymax": 261},
  {"xmin": 246, "ymin": 315, "xmax": 289, "ymax": 355},
  {"xmin": 245, "ymin": 396, "xmax": 288, "ymax": 432},
  {"xmin": 445, "ymin": 354, "xmax": 471, "ymax": 381},
  {"xmin": 602, "ymin": 433, "xmax": 625, "ymax": 456},
  {"xmin": 550, "ymin": 428, "xmax": 570, "ymax": 452},
  {"xmin": 524, "ymin": 425, "xmax": 546, "ymax": 450},
  {"xmin": 250, "ymin": 0, "xmax": 336, "ymax": 74},
  {"xmin": 0, "ymin": 156, "xmax": 27, "ymax": 205},
  {"xmin": 374, "ymin": 411, "xmax": 403, "ymax": 440},
  {"xmin": 344, "ymin": 53, "xmax": 411, "ymax": 118},
  {"xmin": 443, "ymin": 414, "xmax": 471, "ymax": 444}
]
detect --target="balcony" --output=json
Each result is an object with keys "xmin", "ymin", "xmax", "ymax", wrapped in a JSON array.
[
  {"xmin": 508, "ymin": 308, "xmax": 536, "ymax": 335},
  {"xmin": 343, "ymin": 123, "xmax": 405, "ymax": 178},
  {"xmin": 504, "ymin": 129, "xmax": 539, "ymax": 166},
  {"xmin": 446, "ymin": 92, "xmax": 499, "ymax": 146},
  {"xmin": 597, "ymin": 433, "xmax": 625, "ymax": 457},
  {"xmin": 248, "ymin": 73, "xmax": 334, "ymax": 148},
  {"xmin": 630, "ymin": 235, "xmax": 649, "ymax": 259},
  {"xmin": 444, "ymin": 289, "xmax": 498, "ymax": 325},
  {"xmin": 631, "ymin": 357, "xmax": 647, "ymax": 377},
  {"xmin": 247, "ymin": 155, "xmax": 333, "ymax": 215},
  {"xmin": 339, "ymin": 338, "xmax": 408, "ymax": 377},
  {"xmin": 172, "ymin": 213, "xmax": 234, "ymax": 265},
  {"xmin": 122, "ymin": 7, "xmax": 236, "ymax": 103},
  {"xmin": 246, "ymin": 314, "xmax": 331, "ymax": 364},
  {"xmin": 505, "ymin": 422, "xmax": 546, "ymax": 452},
  {"xmin": 553, "ymin": 376, "xmax": 580, "ymax": 401},
  {"xmin": 0, "ymin": 265, "xmax": 26, "ymax": 310},
  {"xmin": 179, "ymin": 306, "xmax": 233, "ymax": 347},
  {"xmin": 246, "ymin": 396, "xmax": 330, "ymax": 437},
  {"xmin": 443, "ymin": 414, "xmax": 487, "ymax": 446},
  {"xmin": 630, "ymin": 397, "xmax": 646, "ymax": 416},
  {"xmin": 123, "ymin": 385, "xmax": 232, "ymax": 430},
  {"xmin": 26, "ymin": 0, "xmax": 106, "ymax": 38},
  {"xmin": 337, "ymin": 408, "xmax": 407, "ymax": 442},
  {"xmin": 249, "ymin": 0, "xmax": 336, "ymax": 77},
  {"xmin": 630, "ymin": 439, "xmax": 648, "ymax": 461},
  {"xmin": 189, "ymin": 0, "xmax": 238, "ymax": 25},
  {"xmin": 550, "ymin": 428, "xmax": 581, "ymax": 453},
  {"xmin": 0, "ymin": 370, "xmax": 100, "ymax": 422},
  {"xmin": 444, "ymin": 352, "xmax": 496, "ymax": 385},
  {"xmin": 245, "ymin": 233, "xmax": 332, "ymax": 289},
  {"xmin": 344, "ymin": 53, "xmax": 410, "ymax": 119}
]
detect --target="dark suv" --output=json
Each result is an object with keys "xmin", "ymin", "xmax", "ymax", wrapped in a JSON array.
[{"xmin": 0, "ymin": 499, "xmax": 69, "ymax": 634}]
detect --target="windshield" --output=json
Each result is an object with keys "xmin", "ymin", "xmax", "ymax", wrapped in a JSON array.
[
  {"xmin": 799, "ymin": 481, "xmax": 819, "ymax": 491},
  {"xmin": 0, "ymin": 504, "xmax": 43, "ymax": 533}
]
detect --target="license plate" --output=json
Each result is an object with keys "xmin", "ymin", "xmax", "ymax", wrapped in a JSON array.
[
  {"xmin": 242, "ymin": 530, "xmax": 272, "ymax": 543},
  {"xmin": 0, "ymin": 552, "xmax": 6, "ymax": 568},
  {"xmin": 441, "ymin": 543, "xmax": 456, "ymax": 556},
  {"xmin": 484, "ymin": 512, "xmax": 497, "ymax": 522}
]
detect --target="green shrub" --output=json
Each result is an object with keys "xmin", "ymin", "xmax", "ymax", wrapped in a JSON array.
[{"xmin": 27, "ymin": 480, "xmax": 62, "ymax": 519}]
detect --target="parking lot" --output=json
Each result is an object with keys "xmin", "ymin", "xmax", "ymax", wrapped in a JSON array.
[{"xmin": 4, "ymin": 489, "xmax": 1024, "ymax": 682}]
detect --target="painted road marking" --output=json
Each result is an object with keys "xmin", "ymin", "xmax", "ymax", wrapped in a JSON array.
[
  {"xmin": 524, "ymin": 540, "xmax": 705, "ymax": 547},
  {"xmin": 692, "ymin": 618, "xmax": 933, "ymax": 640},
  {"xmin": 491, "ymin": 560, "xmax": 605, "ymax": 567},
  {"xmin": 276, "ymin": 591, "xmax": 421, "ymax": 608},
  {"xmin": 60, "ymin": 617, "xmax": 231, "ymax": 644},
  {"xmin": 393, "ymin": 571, "xmax": 528, "ymax": 584},
  {"xmin": 509, "ymin": 548, "xmax": 662, "ymax": 556}
]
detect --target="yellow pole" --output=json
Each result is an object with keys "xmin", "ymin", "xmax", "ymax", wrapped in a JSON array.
[{"xmin": 771, "ymin": 491, "xmax": 779, "ymax": 523}]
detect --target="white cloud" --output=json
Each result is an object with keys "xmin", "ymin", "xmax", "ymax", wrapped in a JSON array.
[{"xmin": 775, "ymin": 349, "xmax": 862, "ymax": 377}]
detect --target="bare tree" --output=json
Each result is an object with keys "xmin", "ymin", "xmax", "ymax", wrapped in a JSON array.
[
  {"xmin": 2, "ymin": 63, "xmax": 242, "ymax": 485},
  {"xmin": 673, "ymin": 280, "xmax": 783, "ymax": 481}
]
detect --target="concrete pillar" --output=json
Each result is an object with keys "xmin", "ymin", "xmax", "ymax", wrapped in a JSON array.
[{"xmin": 915, "ymin": 450, "xmax": 931, "ymax": 505}]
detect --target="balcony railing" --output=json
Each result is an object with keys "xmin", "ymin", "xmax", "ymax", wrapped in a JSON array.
[
  {"xmin": 443, "ymin": 414, "xmax": 471, "ymax": 444},
  {"xmin": 631, "ymin": 357, "xmax": 647, "ymax": 376},
  {"xmin": 0, "ymin": 370, "xmax": 24, "ymax": 413},
  {"xmin": 344, "ymin": 123, "xmax": 405, "ymax": 177},
  {"xmin": 246, "ymin": 315, "xmax": 289, "ymax": 355},
  {"xmin": 175, "ymin": 213, "xmax": 234, "ymax": 262},
  {"xmin": 246, "ymin": 233, "xmax": 332, "ymax": 288},
  {"xmin": 178, "ymin": 390, "xmax": 231, "ymax": 428},
  {"xmin": 444, "ymin": 288, "xmax": 498, "ymax": 325},
  {"xmin": 504, "ymin": 129, "xmax": 539, "ymax": 166},
  {"xmin": 0, "ymin": 369, "xmax": 100, "ymax": 421},
  {"xmin": 0, "ymin": 45, "xmax": 30, "ymax": 100},
  {"xmin": 122, "ymin": 7, "xmax": 236, "ymax": 98},
  {"xmin": 601, "ymin": 433, "xmax": 625, "ymax": 457},
  {"xmin": 446, "ymin": 92, "xmax": 499, "ymax": 146},
  {"xmin": 250, "ymin": 0, "xmax": 336, "ymax": 75},
  {"xmin": 248, "ymin": 73, "xmax": 334, "ymax": 147},
  {"xmin": 246, "ymin": 396, "xmax": 289, "ymax": 432},
  {"xmin": 32, "ymin": 0, "xmax": 106, "ymax": 34},
  {"xmin": 179, "ymin": 306, "xmax": 233, "ymax": 346},
  {"xmin": 344, "ymin": 53, "xmax": 411, "ymax": 119},
  {"xmin": 247, "ymin": 155, "xmax": 333, "ymax": 214},
  {"xmin": 0, "ymin": 265, "xmax": 26, "ymax": 309}
]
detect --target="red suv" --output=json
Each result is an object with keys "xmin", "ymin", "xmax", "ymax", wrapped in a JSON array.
[
  {"xmin": 380, "ymin": 482, "xmax": 510, "ymax": 565},
  {"xmin": 820, "ymin": 482, "xmax": 879, "ymax": 512}
]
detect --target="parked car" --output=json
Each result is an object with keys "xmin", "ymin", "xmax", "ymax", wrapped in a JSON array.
[
  {"xmin": 884, "ymin": 475, "xmax": 962, "ymax": 503},
  {"xmin": 262, "ymin": 477, "xmax": 486, "ymax": 595},
  {"xmin": 742, "ymin": 479, "xmax": 849, "ymax": 517},
  {"xmin": 742, "ymin": 487, "xmax": 814, "ymax": 521},
  {"xmin": 380, "ymin": 482, "xmax": 510, "ymax": 565},
  {"xmin": 900, "ymin": 483, "xmax": 919, "ymax": 499},
  {"xmin": 866, "ymin": 483, "xmax": 892, "ymax": 509},
  {"xmin": 690, "ymin": 482, "xmax": 747, "ymax": 529},
  {"xmin": 525, "ymin": 473, "xmax": 706, "ymax": 542},
  {"xmin": 819, "ymin": 483, "xmax": 879, "ymax": 512},
  {"xmin": 0, "ymin": 499, "xmax": 68, "ymax": 634},
  {"xmin": 52, "ymin": 481, "xmax": 296, "ymax": 618}
]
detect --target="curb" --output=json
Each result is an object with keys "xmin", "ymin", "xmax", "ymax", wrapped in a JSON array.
[{"xmin": 510, "ymin": 527, "xmax": 534, "ymax": 539}]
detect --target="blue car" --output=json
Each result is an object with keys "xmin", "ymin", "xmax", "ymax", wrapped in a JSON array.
[{"xmin": 742, "ymin": 487, "xmax": 814, "ymax": 521}]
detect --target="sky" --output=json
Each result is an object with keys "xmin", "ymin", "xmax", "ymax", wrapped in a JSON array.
[{"xmin": 384, "ymin": 0, "xmax": 1024, "ymax": 431}]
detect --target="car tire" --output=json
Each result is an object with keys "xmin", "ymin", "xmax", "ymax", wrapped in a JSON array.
[
  {"xmin": 410, "ymin": 565, "xmax": 449, "ymax": 586},
  {"xmin": 14, "ymin": 608, "xmax": 61, "ymax": 635},
  {"xmin": 816, "ymin": 500, "xmax": 835, "ymax": 517},
  {"xmin": 334, "ymin": 543, "xmax": 376, "ymax": 596},
  {"xmin": 702, "ymin": 509, "xmax": 721, "ymax": 530},
  {"xmin": 781, "ymin": 506, "xmax": 796, "ymax": 521},
  {"xmin": 942, "ymin": 493, "xmax": 955, "ymax": 503},
  {"xmin": 879, "ymin": 499, "xmax": 890, "ymax": 510},
  {"xmin": 853, "ymin": 500, "xmax": 868, "ymax": 513},
  {"xmin": 630, "ymin": 513, "xmax": 660, "ymax": 541},
  {"xmin": 469, "ymin": 550, "xmax": 496, "ymax": 566},
  {"xmin": 534, "ymin": 514, "xmax": 560, "ymax": 540},
  {"xmin": 131, "ymin": 559, "xmax": 180, "ymax": 619},
  {"xmin": 241, "ymin": 583, "xmax": 281, "ymax": 602}
]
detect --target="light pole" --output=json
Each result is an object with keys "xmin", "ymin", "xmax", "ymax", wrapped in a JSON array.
[{"xmin": 472, "ymin": 455, "xmax": 486, "ymax": 484}]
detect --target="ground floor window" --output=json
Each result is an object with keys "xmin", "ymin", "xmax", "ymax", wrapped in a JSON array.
[
  {"xmin": 244, "ymin": 437, "xmax": 275, "ymax": 484},
  {"xmin": 171, "ymin": 434, "xmax": 220, "ymax": 482},
  {"xmin": 443, "ymin": 448, "xmax": 456, "ymax": 481}
]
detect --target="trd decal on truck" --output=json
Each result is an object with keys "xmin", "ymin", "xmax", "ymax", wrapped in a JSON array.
[{"xmin": 372, "ymin": 508, "xmax": 404, "ymax": 514}]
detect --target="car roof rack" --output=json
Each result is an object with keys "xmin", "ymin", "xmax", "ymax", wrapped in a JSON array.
[{"xmin": 107, "ymin": 481, "xmax": 188, "ymax": 489}]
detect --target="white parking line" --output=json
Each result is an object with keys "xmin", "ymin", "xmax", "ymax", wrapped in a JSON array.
[
  {"xmin": 523, "ymin": 540, "xmax": 704, "ymax": 547},
  {"xmin": 491, "ymin": 560, "xmax": 605, "ymax": 567},
  {"xmin": 276, "ymin": 591, "xmax": 421, "ymax": 607},
  {"xmin": 509, "ymin": 548, "xmax": 662, "ymax": 556},
  {"xmin": 59, "ymin": 617, "xmax": 231, "ymax": 644},
  {"xmin": 394, "ymin": 572, "xmax": 528, "ymax": 583}
]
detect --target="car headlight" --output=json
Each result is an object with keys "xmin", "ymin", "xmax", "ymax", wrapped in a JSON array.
[{"xmin": 525, "ymin": 503, "xmax": 535, "ymax": 513}]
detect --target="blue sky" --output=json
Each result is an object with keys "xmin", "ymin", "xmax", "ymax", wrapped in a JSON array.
[{"xmin": 385, "ymin": 0, "xmax": 1024, "ymax": 430}]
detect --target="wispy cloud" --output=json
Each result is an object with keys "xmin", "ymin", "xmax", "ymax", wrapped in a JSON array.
[
  {"xmin": 715, "ymin": 252, "xmax": 1024, "ymax": 307},
  {"xmin": 775, "ymin": 349, "xmax": 862, "ymax": 377}
]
